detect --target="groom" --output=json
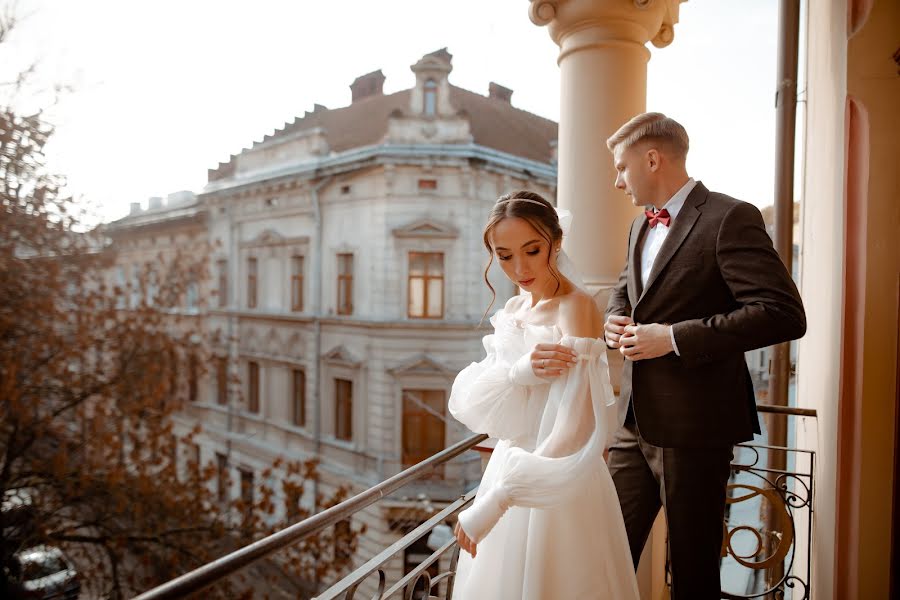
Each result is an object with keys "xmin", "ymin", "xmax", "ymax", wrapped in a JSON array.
[{"xmin": 601, "ymin": 112, "xmax": 806, "ymax": 598}]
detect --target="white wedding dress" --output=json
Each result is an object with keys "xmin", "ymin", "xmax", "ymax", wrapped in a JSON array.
[{"xmin": 449, "ymin": 308, "xmax": 639, "ymax": 600}]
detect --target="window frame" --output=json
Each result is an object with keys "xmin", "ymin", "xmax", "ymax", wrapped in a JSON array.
[
  {"xmin": 334, "ymin": 378, "xmax": 353, "ymax": 442},
  {"xmin": 216, "ymin": 452, "xmax": 229, "ymax": 503},
  {"xmin": 407, "ymin": 251, "xmax": 445, "ymax": 319},
  {"xmin": 336, "ymin": 253, "xmax": 354, "ymax": 316},
  {"xmin": 247, "ymin": 361, "xmax": 260, "ymax": 413},
  {"xmin": 216, "ymin": 259, "xmax": 228, "ymax": 307},
  {"xmin": 423, "ymin": 79, "xmax": 437, "ymax": 116},
  {"xmin": 247, "ymin": 257, "xmax": 258, "ymax": 309},
  {"xmin": 291, "ymin": 255, "xmax": 304, "ymax": 312},
  {"xmin": 292, "ymin": 368, "xmax": 306, "ymax": 427},
  {"xmin": 216, "ymin": 356, "xmax": 228, "ymax": 405}
]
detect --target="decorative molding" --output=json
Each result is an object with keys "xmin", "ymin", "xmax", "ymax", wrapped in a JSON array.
[
  {"xmin": 240, "ymin": 229, "xmax": 310, "ymax": 249},
  {"xmin": 388, "ymin": 354, "xmax": 457, "ymax": 378},
  {"xmin": 201, "ymin": 143, "xmax": 557, "ymax": 196},
  {"xmin": 651, "ymin": 0, "xmax": 684, "ymax": 48},
  {"xmin": 392, "ymin": 218, "xmax": 459, "ymax": 239},
  {"xmin": 321, "ymin": 344, "xmax": 362, "ymax": 368},
  {"xmin": 528, "ymin": 1, "xmax": 557, "ymax": 26},
  {"xmin": 529, "ymin": 0, "xmax": 685, "ymax": 50}
]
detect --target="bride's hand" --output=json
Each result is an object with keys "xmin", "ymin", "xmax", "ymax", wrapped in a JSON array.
[
  {"xmin": 531, "ymin": 343, "xmax": 578, "ymax": 379},
  {"xmin": 454, "ymin": 521, "xmax": 477, "ymax": 557}
]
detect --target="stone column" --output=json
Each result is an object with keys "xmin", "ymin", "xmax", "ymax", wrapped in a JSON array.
[
  {"xmin": 529, "ymin": 3, "xmax": 686, "ymax": 597},
  {"xmin": 529, "ymin": 0, "xmax": 685, "ymax": 293}
]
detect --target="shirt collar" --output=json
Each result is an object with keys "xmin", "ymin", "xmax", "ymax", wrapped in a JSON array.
[{"xmin": 654, "ymin": 177, "xmax": 696, "ymax": 222}]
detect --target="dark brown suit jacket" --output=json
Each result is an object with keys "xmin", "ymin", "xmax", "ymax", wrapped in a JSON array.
[{"xmin": 605, "ymin": 182, "xmax": 806, "ymax": 448}]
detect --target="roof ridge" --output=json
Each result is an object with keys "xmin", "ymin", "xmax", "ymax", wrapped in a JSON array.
[{"xmin": 448, "ymin": 84, "xmax": 557, "ymax": 125}]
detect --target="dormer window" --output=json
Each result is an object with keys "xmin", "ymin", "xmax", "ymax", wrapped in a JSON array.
[{"xmin": 424, "ymin": 80, "xmax": 437, "ymax": 116}]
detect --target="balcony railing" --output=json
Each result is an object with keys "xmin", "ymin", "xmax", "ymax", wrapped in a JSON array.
[
  {"xmin": 132, "ymin": 433, "xmax": 487, "ymax": 600},
  {"xmin": 134, "ymin": 404, "xmax": 815, "ymax": 600}
]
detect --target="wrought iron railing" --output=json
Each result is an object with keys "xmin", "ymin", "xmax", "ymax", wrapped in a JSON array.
[
  {"xmin": 312, "ymin": 490, "xmax": 474, "ymax": 600},
  {"xmin": 718, "ymin": 441, "xmax": 814, "ymax": 599},
  {"xmin": 131, "ymin": 433, "xmax": 487, "ymax": 600},
  {"xmin": 717, "ymin": 404, "xmax": 816, "ymax": 600},
  {"xmin": 135, "ymin": 404, "xmax": 815, "ymax": 600}
]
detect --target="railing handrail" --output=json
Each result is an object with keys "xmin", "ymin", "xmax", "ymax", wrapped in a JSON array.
[
  {"xmin": 312, "ymin": 489, "xmax": 477, "ymax": 600},
  {"xmin": 132, "ymin": 433, "xmax": 488, "ymax": 600},
  {"xmin": 134, "ymin": 403, "xmax": 814, "ymax": 599},
  {"xmin": 755, "ymin": 403, "xmax": 817, "ymax": 418}
]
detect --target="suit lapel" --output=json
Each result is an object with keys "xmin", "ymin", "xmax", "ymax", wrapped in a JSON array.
[
  {"xmin": 627, "ymin": 216, "xmax": 647, "ymax": 308},
  {"xmin": 638, "ymin": 182, "xmax": 708, "ymax": 303}
]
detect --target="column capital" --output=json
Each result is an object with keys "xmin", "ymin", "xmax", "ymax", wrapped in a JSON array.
[{"xmin": 529, "ymin": 0, "xmax": 685, "ymax": 49}]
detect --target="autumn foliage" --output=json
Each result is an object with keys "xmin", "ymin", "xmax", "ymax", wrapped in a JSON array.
[{"xmin": 0, "ymin": 22, "xmax": 359, "ymax": 600}]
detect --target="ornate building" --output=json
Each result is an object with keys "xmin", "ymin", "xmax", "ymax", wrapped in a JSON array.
[{"xmin": 107, "ymin": 48, "xmax": 557, "ymax": 591}]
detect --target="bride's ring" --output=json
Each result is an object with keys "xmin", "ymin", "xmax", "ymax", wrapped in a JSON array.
[{"xmin": 541, "ymin": 359, "xmax": 546, "ymax": 369}]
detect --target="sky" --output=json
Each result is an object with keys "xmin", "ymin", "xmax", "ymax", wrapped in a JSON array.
[{"xmin": 3, "ymin": 0, "xmax": 780, "ymax": 223}]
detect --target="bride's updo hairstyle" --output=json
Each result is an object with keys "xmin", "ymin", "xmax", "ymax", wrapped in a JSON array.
[{"xmin": 481, "ymin": 190, "xmax": 563, "ymax": 321}]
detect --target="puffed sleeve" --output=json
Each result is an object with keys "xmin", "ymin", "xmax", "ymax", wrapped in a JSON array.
[
  {"xmin": 448, "ymin": 330, "xmax": 547, "ymax": 444},
  {"xmin": 456, "ymin": 336, "xmax": 616, "ymax": 544}
]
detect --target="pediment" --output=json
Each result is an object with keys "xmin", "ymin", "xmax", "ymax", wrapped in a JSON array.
[
  {"xmin": 321, "ymin": 345, "xmax": 361, "ymax": 367},
  {"xmin": 241, "ymin": 228, "xmax": 309, "ymax": 248},
  {"xmin": 254, "ymin": 229, "xmax": 284, "ymax": 245},
  {"xmin": 392, "ymin": 219, "xmax": 458, "ymax": 239},
  {"xmin": 389, "ymin": 354, "xmax": 455, "ymax": 378}
]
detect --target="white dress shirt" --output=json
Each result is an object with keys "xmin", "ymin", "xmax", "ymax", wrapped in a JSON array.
[{"xmin": 640, "ymin": 177, "xmax": 696, "ymax": 355}]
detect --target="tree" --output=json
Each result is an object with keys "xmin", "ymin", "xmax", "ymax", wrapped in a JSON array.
[{"xmin": 0, "ymin": 12, "xmax": 360, "ymax": 599}]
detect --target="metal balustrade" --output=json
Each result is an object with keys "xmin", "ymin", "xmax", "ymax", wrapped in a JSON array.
[
  {"xmin": 132, "ymin": 433, "xmax": 488, "ymax": 600},
  {"xmin": 135, "ymin": 404, "xmax": 815, "ymax": 600}
]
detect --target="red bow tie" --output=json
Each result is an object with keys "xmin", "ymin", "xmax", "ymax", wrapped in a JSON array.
[{"xmin": 645, "ymin": 208, "xmax": 671, "ymax": 228}]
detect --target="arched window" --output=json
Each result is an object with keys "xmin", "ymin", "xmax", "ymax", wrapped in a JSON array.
[{"xmin": 423, "ymin": 80, "xmax": 437, "ymax": 116}]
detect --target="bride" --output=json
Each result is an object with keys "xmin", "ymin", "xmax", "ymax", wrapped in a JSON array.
[{"xmin": 448, "ymin": 191, "xmax": 639, "ymax": 599}]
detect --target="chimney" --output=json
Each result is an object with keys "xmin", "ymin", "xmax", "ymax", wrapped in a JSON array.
[
  {"xmin": 350, "ymin": 69, "xmax": 386, "ymax": 103},
  {"xmin": 489, "ymin": 82, "xmax": 513, "ymax": 104},
  {"xmin": 148, "ymin": 197, "xmax": 163, "ymax": 210},
  {"xmin": 130, "ymin": 202, "xmax": 142, "ymax": 215}
]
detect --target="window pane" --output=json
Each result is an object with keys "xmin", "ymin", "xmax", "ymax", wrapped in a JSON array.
[
  {"xmin": 217, "ymin": 259, "xmax": 228, "ymax": 307},
  {"xmin": 427, "ymin": 252, "xmax": 444, "ymax": 275},
  {"xmin": 247, "ymin": 258, "xmax": 257, "ymax": 308},
  {"xmin": 402, "ymin": 389, "xmax": 446, "ymax": 472},
  {"xmin": 240, "ymin": 469, "xmax": 254, "ymax": 505},
  {"xmin": 338, "ymin": 254, "xmax": 353, "ymax": 275},
  {"xmin": 291, "ymin": 258, "xmax": 304, "ymax": 312},
  {"xmin": 216, "ymin": 453, "xmax": 228, "ymax": 502},
  {"xmin": 248, "ymin": 362, "xmax": 259, "ymax": 413},
  {"xmin": 335, "ymin": 379, "xmax": 352, "ymax": 441},
  {"xmin": 427, "ymin": 279, "xmax": 442, "ymax": 317},
  {"xmin": 338, "ymin": 280, "xmax": 351, "ymax": 314},
  {"xmin": 408, "ymin": 278, "xmax": 424, "ymax": 317},
  {"xmin": 293, "ymin": 369, "xmax": 306, "ymax": 427},
  {"xmin": 216, "ymin": 358, "xmax": 227, "ymax": 405},
  {"xmin": 423, "ymin": 82, "xmax": 437, "ymax": 117},
  {"xmin": 409, "ymin": 253, "xmax": 425, "ymax": 276}
]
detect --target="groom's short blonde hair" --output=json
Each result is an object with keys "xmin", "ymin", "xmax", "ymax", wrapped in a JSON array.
[{"xmin": 606, "ymin": 112, "xmax": 689, "ymax": 160}]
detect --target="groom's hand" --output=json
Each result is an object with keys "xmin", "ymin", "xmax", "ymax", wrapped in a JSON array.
[
  {"xmin": 604, "ymin": 315, "xmax": 634, "ymax": 349},
  {"xmin": 619, "ymin": 323, "xmax": 674, "ymax": 361}
]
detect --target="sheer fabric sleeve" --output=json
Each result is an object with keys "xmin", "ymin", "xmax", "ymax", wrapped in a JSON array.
[
  {"xmin": 456, "ymin": 336, "xmax": 616, "ymax": 544},
  {"xmin": 448, "ymin": 330, "xmax": 546, "ymax": 443}
]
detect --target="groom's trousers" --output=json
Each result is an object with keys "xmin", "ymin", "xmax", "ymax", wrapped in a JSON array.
[{"xmin": 607, "ymin": 408, "xmax": 734, "ymax": 600}]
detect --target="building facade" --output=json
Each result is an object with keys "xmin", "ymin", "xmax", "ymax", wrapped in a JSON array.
[{"xmin": 107, "ymin": 49, "xmax": 557, "ymax": 592}]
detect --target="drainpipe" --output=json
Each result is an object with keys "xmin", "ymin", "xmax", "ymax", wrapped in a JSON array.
[
  {"xmin": 310, "ymin": 175, "xmax": 332, "ymax": 514},
  {"xmin": 767, "ymin": 0, "xmax": 800, "ymax": 458},
  {"xmin": 766, "ymin": 0, "xmax": 800, "ymax": 587},
  {"xmin": 225, "ymin": 199, "xmax": 239, "ymax": 464}
]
